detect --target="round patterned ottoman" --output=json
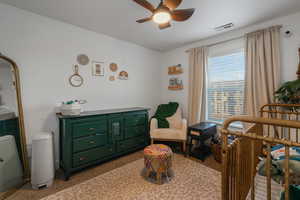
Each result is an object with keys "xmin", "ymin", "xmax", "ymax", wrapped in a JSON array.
[{"xmin": 143, "ymin": 144, "xmax": 173, "ymax": 184}]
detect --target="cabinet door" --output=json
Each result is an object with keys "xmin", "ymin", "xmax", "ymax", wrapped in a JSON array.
[
  {"xmin": 109, "ymin": 117, "xmax": 123, "ymax": 141},
  {"xmin": 124, "ymin": 125, "xmax": 145, "ymax": 139}
]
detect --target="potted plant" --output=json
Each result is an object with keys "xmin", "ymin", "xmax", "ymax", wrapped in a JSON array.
[
  {"xmin": 275, "ymin": 48, "xmax": 300, "ymax": 106},
  {"xmin": 274, "ymin": 79, "xmax": 300, "ymax": 105}
]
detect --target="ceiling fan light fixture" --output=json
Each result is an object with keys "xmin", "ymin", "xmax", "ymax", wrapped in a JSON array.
[
  {"xmin": 133, "ymin": 0, "xmax": 195, "ymax": 29},
  {"xmin": 153, "ymin": 11, "xmax": 171, "ymax": 24}
]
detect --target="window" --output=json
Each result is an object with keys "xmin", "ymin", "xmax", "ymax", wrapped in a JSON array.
[{"xmin": 206, "ymin": 47, "xmax": 245, "ymax": 126}]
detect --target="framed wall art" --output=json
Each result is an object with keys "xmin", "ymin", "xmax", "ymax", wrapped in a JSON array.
[
  {"xmin": 118, "ymin": 70, "xmax": 128, "ymax": 80},
  {"xmin": 92, "ymin": 61, "xmax": 104, "ymax": 76}
]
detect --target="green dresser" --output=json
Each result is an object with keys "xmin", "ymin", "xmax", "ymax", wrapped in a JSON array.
[{"xmin": 57, "ymin": 107, "xmax": 149, "ymax": 180}]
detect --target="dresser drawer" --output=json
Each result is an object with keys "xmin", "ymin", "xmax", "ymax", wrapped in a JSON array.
[
  {"xmin": 117, "ymin": 137, "xmax": 145, "ymax": 152},
  {"xmin": 3, "ymin": 118, "xmax": 18, "ymax": 132},
  {"xmin": 72, "ymin": 121, "xmax": 107, "ymax": 138},
  {"xmin": 124, "ymin": 114, "xmax": 146, "ymax": 127},
  {"xmin": 73, "ymin": 133, "xmax": 107, "ymax": 153},
  {"xmin": 124, "ymin": 126, "xmax": 145, "ymax": 139},
  {"xmin": 73, "ymin": 146, "xmax": 114, "ymax": 167}
]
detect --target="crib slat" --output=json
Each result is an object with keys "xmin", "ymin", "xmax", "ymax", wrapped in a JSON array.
[
  {"xmin": 222, "ymin": 133, "xmax": 229, "ymax": 200},
  {"xmin": 288, "ymin": 115, "xmax": 291, "ymax": 140},
  {"xmin": 232, "ymin": 144, "xmax": 236, "ymax": 200},
  {"xmin": 281, "ymin": 113, "xmax": 284, "ymax": 139},
  {"xmin": 297, "ymin": 114, "xmax": 299, "ymax": 142},
  {"xmin": 230, "ymin": 145, "xmax": 233, "ymax": 200},
  {"xmin": 236, "ymin": 140, "xmax": 241, "ymax": 200},
  {"xmin": 266, "ymin": 143, "xmax": 271, "ymax": 200},
  {"xmin": 284, "ymin": 146, "xmax": 290, "ymax": 200},
  {"xmin": 267, "ymin": 113, "xmax": 271, "ymax": 137},
  {"xmin": 251, "ymin": 139, "xmax": 255, "ymax": 200}
]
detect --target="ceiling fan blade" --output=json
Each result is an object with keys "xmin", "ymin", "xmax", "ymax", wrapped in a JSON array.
[
  {"xmin": 164, "ymin": 0, "xmax": 182, "ymax": 10},
  {"xmin": 136, "ymin": 17, "xmax": 152, "ymax": 23},
  {"xmin": 132, "ymin": 0, "xmax": 155, "ymax": 13},
  {"xmin": 159, "ymin": 22, "xmax": 171, "ymax": 30},
  {"xmin": 171, "ymin": 8, "xmax": 195, "ymax": 21}
]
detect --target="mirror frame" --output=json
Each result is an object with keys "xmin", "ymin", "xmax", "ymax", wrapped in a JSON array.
[{"xmin": 0, "ymin": 54, "xmax": 30, "ymax": 182}]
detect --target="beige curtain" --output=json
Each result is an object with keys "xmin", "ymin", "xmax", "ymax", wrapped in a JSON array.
[
  {"xmin": 244, "ymin": 26, "xmax": 281, "ymax": 117},
  {"xmin": 188, "ymin": 47, "xmax": 208, "ymax": 125}
]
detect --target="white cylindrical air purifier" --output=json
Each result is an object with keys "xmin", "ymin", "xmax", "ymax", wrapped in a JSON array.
[{"xmin": 31, "ymin": 132, "xmax": 54, "ymax": 189}]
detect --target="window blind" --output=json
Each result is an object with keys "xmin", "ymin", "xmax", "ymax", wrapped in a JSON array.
[{"xmin": 206, "ymin": 51, "xmax": 245, "ymax": 125}]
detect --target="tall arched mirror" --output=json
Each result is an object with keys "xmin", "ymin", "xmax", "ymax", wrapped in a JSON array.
[{"xmin": 0, "ymin": 54, "xmax": 29, "ymax": 199}]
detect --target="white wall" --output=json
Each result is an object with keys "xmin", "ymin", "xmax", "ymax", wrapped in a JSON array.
[
  {"xmin": 161, "ymin": 12, "xmax": 300, "ymax": 118},
  {"xmin": 0, "ymin": 3, "xmax": 162, "ymax": 165},
  {"xmin": 0, "ymin": 62, "xmax": 18, "ymax": 114}
]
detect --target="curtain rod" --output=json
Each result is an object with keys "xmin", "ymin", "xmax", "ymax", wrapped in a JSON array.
[
  {"xmin": 185, "ymin": 36, "xmax": 244, "ymax": 53},
  {"xmin": 185, "ymin": 25, "xmax": 282, "ymax": 53}
]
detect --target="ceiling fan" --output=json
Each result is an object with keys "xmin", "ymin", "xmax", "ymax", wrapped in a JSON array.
[{"xmin": 132, "ymin": 0, "xmax": 195, "ymax": 30}]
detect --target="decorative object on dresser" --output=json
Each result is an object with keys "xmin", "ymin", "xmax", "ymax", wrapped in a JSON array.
[
  {"xmin": 77, "ymin": 54, "xmax": 90, "ymax": 66},
  {"xmin": 60, "ymin": 100, "xmax": 83, "ymax": 116},
  {"xmin": 57, "ymin": 107, "xmax": 149, "ymax": 180},
  {"xmin": 69, "ymin": 65, "xmax": 84, "ymax": 87},
  {"xmin": 168, "ymin": 64, "xmax": 183, "ymax": 75},
  {"xmin": 187, "ymin": 122, "xmax": 217, "ymax": 161},
  {"xmin": 92, "ymin": 61, "xmax": 104, "ymax": 76}
]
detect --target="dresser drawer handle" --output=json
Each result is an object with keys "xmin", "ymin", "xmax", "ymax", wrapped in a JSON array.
[
  {"xmin": 79, "ymin": 157, "xmax": 86, "ymax": 161},
  {"xmin": 88, "ymin": 128, "xmax": 95, "ymax": 131},
  {"xmin": 89, "ymin": 141, "xmax": 95, "ymax": 144}
]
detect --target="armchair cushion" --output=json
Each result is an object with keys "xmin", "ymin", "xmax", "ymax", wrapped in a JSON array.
[
  {"xmin": 166, "ymin": 108, "xmax": 182, "ymax": 129},
  {"xmin": 151, "ymin": 128, "xmax": 187, "ymax": 141},
  {"xmin": 150, "ymin": 118, "xmax": 188, "ymax": 141}
]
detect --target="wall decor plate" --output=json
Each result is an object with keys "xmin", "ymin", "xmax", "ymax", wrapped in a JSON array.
[
  {"xmin": 77, "ymin": 54, "xmax": 90, "ymax": 66},
  {"xmin": 109, "ymin": 63, "xmax": 118, "ymax": 72},
  {"xmin": 109, "ymin": 75, "xmax": 115, "ymax": 81},
  {"xmin": 118, "ymin": 71, "xmax": 128, "ymax": 80},
  {"xmin": 69, "ymin": 65, "xmax": 83, "ymax": 87},
  {"xmin": 92, "ymin": 61, "xmax": 104, "ymax": 76}
]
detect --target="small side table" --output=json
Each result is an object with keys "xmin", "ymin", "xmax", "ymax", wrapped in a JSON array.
[{"xmin": 187, "ymin": 122, "xmax": 217, "ymax": 161}]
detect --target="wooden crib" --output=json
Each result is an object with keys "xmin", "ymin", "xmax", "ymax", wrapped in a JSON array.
[{"xmin": 221, "ymin": 104, "xmax": 300, "ymax": 200}]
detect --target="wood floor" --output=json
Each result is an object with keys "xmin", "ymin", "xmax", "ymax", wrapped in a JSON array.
[{"xmin": 6, "ymin": 151, "xmax": 221, "ymax": 200}]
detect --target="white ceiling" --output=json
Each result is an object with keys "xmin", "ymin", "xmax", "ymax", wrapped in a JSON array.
[{"xmin": 1, "ymin": 0, "xmax": 300, "ymax": 51}]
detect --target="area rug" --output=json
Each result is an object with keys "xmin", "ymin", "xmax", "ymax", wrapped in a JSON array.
[{"xmin": 42, "ymin": 154, "xmax": 221, "ymax": 200}]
